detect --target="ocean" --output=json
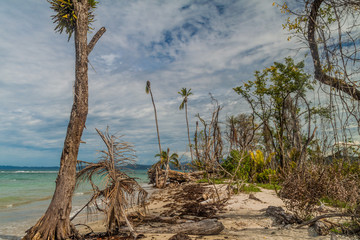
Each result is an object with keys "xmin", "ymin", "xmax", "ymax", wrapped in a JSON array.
[{"xmin": 0, "ymin": 167, "xmax": 150, "ymax": 240}]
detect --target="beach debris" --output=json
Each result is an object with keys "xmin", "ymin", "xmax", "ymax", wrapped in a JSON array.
[
  {"xmin": 137, "ymin": 219, "xmax": 224, "ymax": 236},
  {"xmin": 168, "ymin": 232, "xmax": 192, "ymax": 240},
  {"xmin": 76, "ymin": 128, "xmax": 148, "ymax": 238},
  {"xmin": 172, "ymin": 218, "xmax": 224, "ymax": 235},
  {"xmin": 148, "ymin": 168, "xmax": 202, "ymax": 186},
  {"xmin": 308, "ymin": 220, "xmax": 330, "ymax": 236},
  {"xmin": 265, "ymin": 206, "xmax": 301, "ymax": 225},
  {"xmin": 249, "ymin": 193, "xmax": 263, "ymax": 203}
]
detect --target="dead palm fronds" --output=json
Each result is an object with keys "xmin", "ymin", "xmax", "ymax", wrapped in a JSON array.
[{"xmin": 76, "ymin": 127, "xmax": 148, "ymax": 237}]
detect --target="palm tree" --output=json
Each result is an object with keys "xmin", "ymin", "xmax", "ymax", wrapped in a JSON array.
[
  {"xmin": 146, "ymin": 80, "xmax": 163, "ymax": 187},
  {"xmin": 146, "ymin": 81, "xmax": 162, "ymax": 156},
  {"xmin": 76, "ymin": 128, "xmax": 147, "ymax": 237},
  {"xmin": 154, "ymin": 148, "xmax": 179, "ymax": 188},
  {"xmin": 178, "ymin": 88, "xmax": 194, "ymax": 162},
  {"xmin": 155, "ymin": 149, "xmax": 180, "ymax": 169}
]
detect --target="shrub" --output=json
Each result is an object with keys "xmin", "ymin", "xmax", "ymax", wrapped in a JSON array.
[
  {"xmin": 221, "ymin": 149, "xmax": 276, "ymax": 184},
  {"xmin": 279, "ymin": 160, "xmax": 360, "ymax": 220},
  {"xmin": 279, "ymin": 163, "xmax": 327, "ymax": 220}
]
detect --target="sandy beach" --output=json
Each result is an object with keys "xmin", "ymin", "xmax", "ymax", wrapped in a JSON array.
[{"xmin": 76, "ymin": 183, "xmax": 357, "ymax": 240}]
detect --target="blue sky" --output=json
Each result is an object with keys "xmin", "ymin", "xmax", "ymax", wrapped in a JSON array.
[{"xmin": 0, "ymin": 0, "xmax": 300, "ymax": 166}]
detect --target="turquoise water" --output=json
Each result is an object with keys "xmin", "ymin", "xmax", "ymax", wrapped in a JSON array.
[{"xmin": 0, "ymin": 168, "xmax": 150, "ymax": 239}]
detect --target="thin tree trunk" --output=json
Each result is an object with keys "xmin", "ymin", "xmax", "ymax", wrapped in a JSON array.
[
  {"xmin": 161, "ymin": 148, "xmax": 170, "ymax": 188},
  {"xmin": 185, "ymin": 102, "xmax": 194, "ymax": 162},
  {"xmin": 149, "ymin": 89, "xmax": 162, "ymax": 155},
  {"xmin": 148, "ymin": 88, "xmax": 162, "ymax": 188},
  {"xmin": 194, "ymin": 121, "xmax": 200, "ymax": 162},
  {"xmin": 23, "ymin": 2, "xmax": 105, "ymax": 239}
]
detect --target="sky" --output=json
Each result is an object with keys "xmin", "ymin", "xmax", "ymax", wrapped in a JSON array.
[{"xmin": 0, "ymin": 0, "xmax": 301, "ymax": 166}]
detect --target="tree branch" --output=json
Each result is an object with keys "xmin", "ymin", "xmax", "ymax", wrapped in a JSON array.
[
  {"xmin": 296, "ymin": 213, "xmax": 357, "ymax": 229},
  {"xmin": 307, "ymin": 0, "xmax": 360, "ymax": 100},
  {"xmin": 87, "ymin": 27, "xmax": 106, "ymax": 56}
]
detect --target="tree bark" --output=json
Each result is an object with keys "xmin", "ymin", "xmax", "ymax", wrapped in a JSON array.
[
  {"xmin": 148, "ymin": 86, "xmax": 162, "ymax": 156},
  {"xmin": 23, "ymin": 1, "xmax": 105, "ymax": 239},
  {"xmin": 185, "ymin": 101, "xmax": 194, "ymax": 162}
]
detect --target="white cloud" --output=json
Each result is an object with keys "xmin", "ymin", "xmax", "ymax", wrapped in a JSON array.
[{"xmin": 0, "ymin": 0, "xmax": 305, "ymax": 166}]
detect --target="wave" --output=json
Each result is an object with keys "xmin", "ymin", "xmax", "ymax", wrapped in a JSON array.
[{"xmin": 0, "ymin": 195, "xmax": 53, "ymax": 210}]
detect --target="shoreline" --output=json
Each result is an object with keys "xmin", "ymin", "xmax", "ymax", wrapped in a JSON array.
[
  {"xmin": 1, "ymin": 181, "xmax": 357, "ymax": 240},
  {"xmin": 77, "ymin": 183, "xmax": 356, "ymax": 240}
]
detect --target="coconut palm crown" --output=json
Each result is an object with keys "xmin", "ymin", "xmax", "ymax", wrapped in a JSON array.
[
  {"xmin": 178, "ymin": 88, "xmax": 193, "ymax": 110},
  {"xmin": 155, "ymin": 149, "xmax": 180, "ymax": 169},
  {"xmin": 178, "ymin": 87, "xmax": 194, "ymax": 162}
]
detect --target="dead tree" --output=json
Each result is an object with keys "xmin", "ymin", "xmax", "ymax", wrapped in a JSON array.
[{"xmin": 23, "ymin": 1, "xmax": 105, "ymax": 239}]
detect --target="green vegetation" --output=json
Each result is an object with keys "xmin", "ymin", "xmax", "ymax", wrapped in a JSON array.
[
  {"xmin": 238, "ymin": 184, "xmax": 261, "ymax": 194},
  {"xmin": 154, "ymin": 149, "xmax": 180, "ymax": 169},
  {"xmin": 256, "ymin": 183, "xmax": 281, "ymax": 191},
  {"xmin": 142, "ymin": 1, "xmax": 360, "ymax": 236},
  {"xmin": 48, "ymin": 0, "xmax": 98, "ymax": 40}
]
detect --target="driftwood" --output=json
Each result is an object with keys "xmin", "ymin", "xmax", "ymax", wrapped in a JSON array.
[
  {"xmin": 168, "ymin": 233, "xmax": 192, "ymax": 240},
  {"xmin": 174, "ymin": 219, "xmax": 224, "ymax": 235},
  {"xmin": 167, "ymin": 170, "xmax": 196, "ymax": 183},
  {"xmin": 265, "ymin": 206, "xmax": 301, "ymax": 225},
  {"xmin": 308, "ymin": 220, "xmax": 330, "ymax": 236},
  {"xmin": 296, "ymin": 213, "xmax": 357, "ymax": 229},
  {"xmin": 138, "ymin": 218, "xmax": 224, "ymax": 235},
  {"xmin": 148, "ymin": 168, "xmax": 204, "ymax": 185}
]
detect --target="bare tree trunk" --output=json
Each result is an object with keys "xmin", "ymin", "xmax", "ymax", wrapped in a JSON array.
[
  {"xmin": 23, "ymin": 2, "xmax": 105, "ymax": 239},
  {"xmin": 161, "ymin": 148, "xmax": 170, "ymax": 188},
  {"xmin": 149, "ymin": 87, "xmax": 162, "ymax": 155},
  {"xmin": 148, "ymin": 85, "xmax": 162, "ymax": 188},
  {"xmin": 185, "ymin": 102, "xmax": 194, "ymax": 162},
  {"xmin": 194, "ymin": 121, "xmax": 200, "ymax": 162}
]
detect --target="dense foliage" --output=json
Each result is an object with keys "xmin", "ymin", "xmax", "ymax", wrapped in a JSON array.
[{"xmin": 48, "ymin": 0, "xmax": 98, "ymax": 40}]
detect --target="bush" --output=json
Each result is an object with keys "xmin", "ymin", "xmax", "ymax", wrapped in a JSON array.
[
  {"xmin": 279, "ymin": 160, "xmax": 360, "ymax": 220},
  {"xmin": 279, "ymin": 163, "xmax": 327, "ymax": 220},
  {"xmin": 221, "ymin": 149, "xmax": 276, "ymax": 184},
  {"xmin": 256, "ymin": 168, "xmax": 277, "ymax": 183}
]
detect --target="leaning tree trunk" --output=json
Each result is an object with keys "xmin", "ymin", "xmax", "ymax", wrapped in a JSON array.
[{"xmin": 23, "ymin": 1, "xmax": 105, "ymax": 239}]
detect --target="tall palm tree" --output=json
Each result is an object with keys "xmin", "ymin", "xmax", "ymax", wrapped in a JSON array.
[
  {"xmin": 178, "ymin": 88, "xmax": 194, "ymax": 162},
  {"xmin": 146, "ymin": 81, "xmax": 162, "ymax": 156},
  {"xmin": 146, "ymin": 81, "xmax": 163, "ymax": 188}
]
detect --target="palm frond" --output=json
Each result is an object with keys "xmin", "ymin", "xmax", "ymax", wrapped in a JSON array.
[
  {"xmin": 48, "ymin": 0, "xmax": 98, "ymax": 41},
  {"xmin": 179, "ymin": 100, "xmax": 185, "ymax": 110},
  {"xmin": 145, "ymin": 80, "xmax": 151, "ymax": 94},
  {"xmin": 75, "ymin": 127, "xmax": 147, "ymax": 236}
]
